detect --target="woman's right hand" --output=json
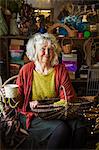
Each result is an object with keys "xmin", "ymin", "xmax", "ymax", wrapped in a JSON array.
[{"xmin": 29, "ymin": 101, "xmax": 38, "ymax": 110}]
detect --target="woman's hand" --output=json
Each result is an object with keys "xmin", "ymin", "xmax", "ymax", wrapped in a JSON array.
[{"xmin": 29, "ymin": 101, "xmax": 38, "ymax": 110}]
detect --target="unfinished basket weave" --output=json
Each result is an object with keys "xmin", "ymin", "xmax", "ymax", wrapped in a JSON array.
[
  {"xmin": 31, "ymin": 97, "xmax": 97, "ymax": 120},
  {"xmin": 31, "ymin": 86, "xmax": 98, "ymax": 120}
]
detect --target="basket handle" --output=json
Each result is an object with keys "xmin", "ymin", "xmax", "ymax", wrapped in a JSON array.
[
  {"xmin": 0, "ymin": 88, "xmax": 5, "ymax": 103},
  {"xmin": 2, "ymin": 75, "xmax": 18, "ymax": 87},
  {"xmin": 0, "ymin": 75, "xmax": 19, "ymax": 109},
  {"xmin": 60, "ymin": 85, "xmax": 67, "ymax": 101}
]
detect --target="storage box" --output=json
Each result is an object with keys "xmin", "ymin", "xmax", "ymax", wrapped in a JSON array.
[{"xmin": 62, "ymin": 53, "xmax": 77, "ymax": 72}]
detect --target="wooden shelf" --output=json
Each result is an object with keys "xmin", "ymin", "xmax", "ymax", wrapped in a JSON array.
[
  {"xmin": 0, "ymin": 35, "xmax": 99, "ymax": 40},
  {"xmin": 0, "ymin": 35, "xmax": 29, "ymax": 40},
  {"xmin": 57, "ymin": 36, "xmax": 99, "ymax": 40}
]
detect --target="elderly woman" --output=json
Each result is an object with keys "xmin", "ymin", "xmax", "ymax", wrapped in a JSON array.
[{"xmin": 16, "ymin": 33, "xmax": 87, "ymax": 149}]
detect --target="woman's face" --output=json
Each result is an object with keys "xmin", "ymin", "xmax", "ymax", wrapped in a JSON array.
[{"xmin": 37, "ymin": 41, "xmax": 54, "ymax": 67}]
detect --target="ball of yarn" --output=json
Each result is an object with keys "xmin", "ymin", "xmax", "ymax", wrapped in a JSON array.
[{"xmin": 84, "ymin": 31, "xmax": 91, "ymax": 38}]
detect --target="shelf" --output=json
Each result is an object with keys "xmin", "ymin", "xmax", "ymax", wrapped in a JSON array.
[
  {"xmin": 57, "ymin": 36, "xmax": 99, "ymax": 40},
  {"xmin": 0, "ymin": 35, "xmax": 29, "ymax": 40},
  {"xmin": 10, "ymin": 60, "xmax": 24, "ymax": 66},
  {"xmin": 0, "ymin": 35, "xmax": 99, "ymax": 40}
]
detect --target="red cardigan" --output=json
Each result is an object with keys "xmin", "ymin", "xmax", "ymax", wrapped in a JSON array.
[{"xmin": 16, "ymin": 62, "xmax": 76, "ymax": 128}]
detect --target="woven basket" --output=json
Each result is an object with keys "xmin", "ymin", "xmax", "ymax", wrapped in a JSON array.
[
  {"xmin": 31, "ymin": 98, "xmax": 97, "ymax": 120},
  {"xmin": 61, "ymin": 38, "xmax": 73, "ymax": 54},
  {"xmin": 48, "ymin": 23, "xmax": 77, "ymax": 37},
  {"xmin": 0, "ymin": 75, "xmax": 19, "ymax": 110},
  {"xmin": 4, "ymin": 84, "xmax": 18, "ymax": 98},
  {"xmin": 31, "ymin": 86, "xmax": 98, "ymax": 120}
]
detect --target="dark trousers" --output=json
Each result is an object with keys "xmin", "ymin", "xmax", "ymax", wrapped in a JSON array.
[
  {"xmin": 18, "ymin": 114, "xmax": 88, "ymax": 150},
  {"xmin": 47, "ymin": 118, "xmax": 88, "ymax": 149},
  {"xmin": 66, "ymin": 118, "xmax": 88, "ymax": 149}
]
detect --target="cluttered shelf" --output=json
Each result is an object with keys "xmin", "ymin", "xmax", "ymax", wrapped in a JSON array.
[
  {"xmin": 0, "ymin": 35, "xmax": 99, "ymax": 40},
  {"xmin": 57, "ymin": 35, "xmax": 99, "ymax": 40},
  {"xmin": 0, "ymin": 35, "xmax": 29, "ymax": 40}
]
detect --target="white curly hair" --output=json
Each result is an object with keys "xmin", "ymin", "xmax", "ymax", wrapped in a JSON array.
[{"xmin": 26, "ymin": 32, "xmax": 61, "ymax": 66}]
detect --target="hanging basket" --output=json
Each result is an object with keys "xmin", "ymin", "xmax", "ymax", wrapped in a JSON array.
[{"xmin": 48, "ymin": 23, "xmax": 78, "ymax": 38}]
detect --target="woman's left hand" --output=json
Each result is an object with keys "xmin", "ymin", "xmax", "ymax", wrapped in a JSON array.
[{"xmin": 54, "ymin": 99, "xmax": 67, "ymax": 107}]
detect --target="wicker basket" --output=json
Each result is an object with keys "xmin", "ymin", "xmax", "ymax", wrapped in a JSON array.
[
  {"xmin": 48, "ymin": 23, "xmax": 78, "ymax": 38},
  {"xmin": 31, "ymin": 96, "xmax": 98, "ymax": 120},
  {"xmin": 0, "ymin": 75, "xmax": 19, "ymax": 110},
  {"xmin": 61, "ymin": 38, "xmax": 73, "ymax": 54},
  {"xmin": 31, "ymin": 86, "xmax": 98, "ymax": 120}
]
